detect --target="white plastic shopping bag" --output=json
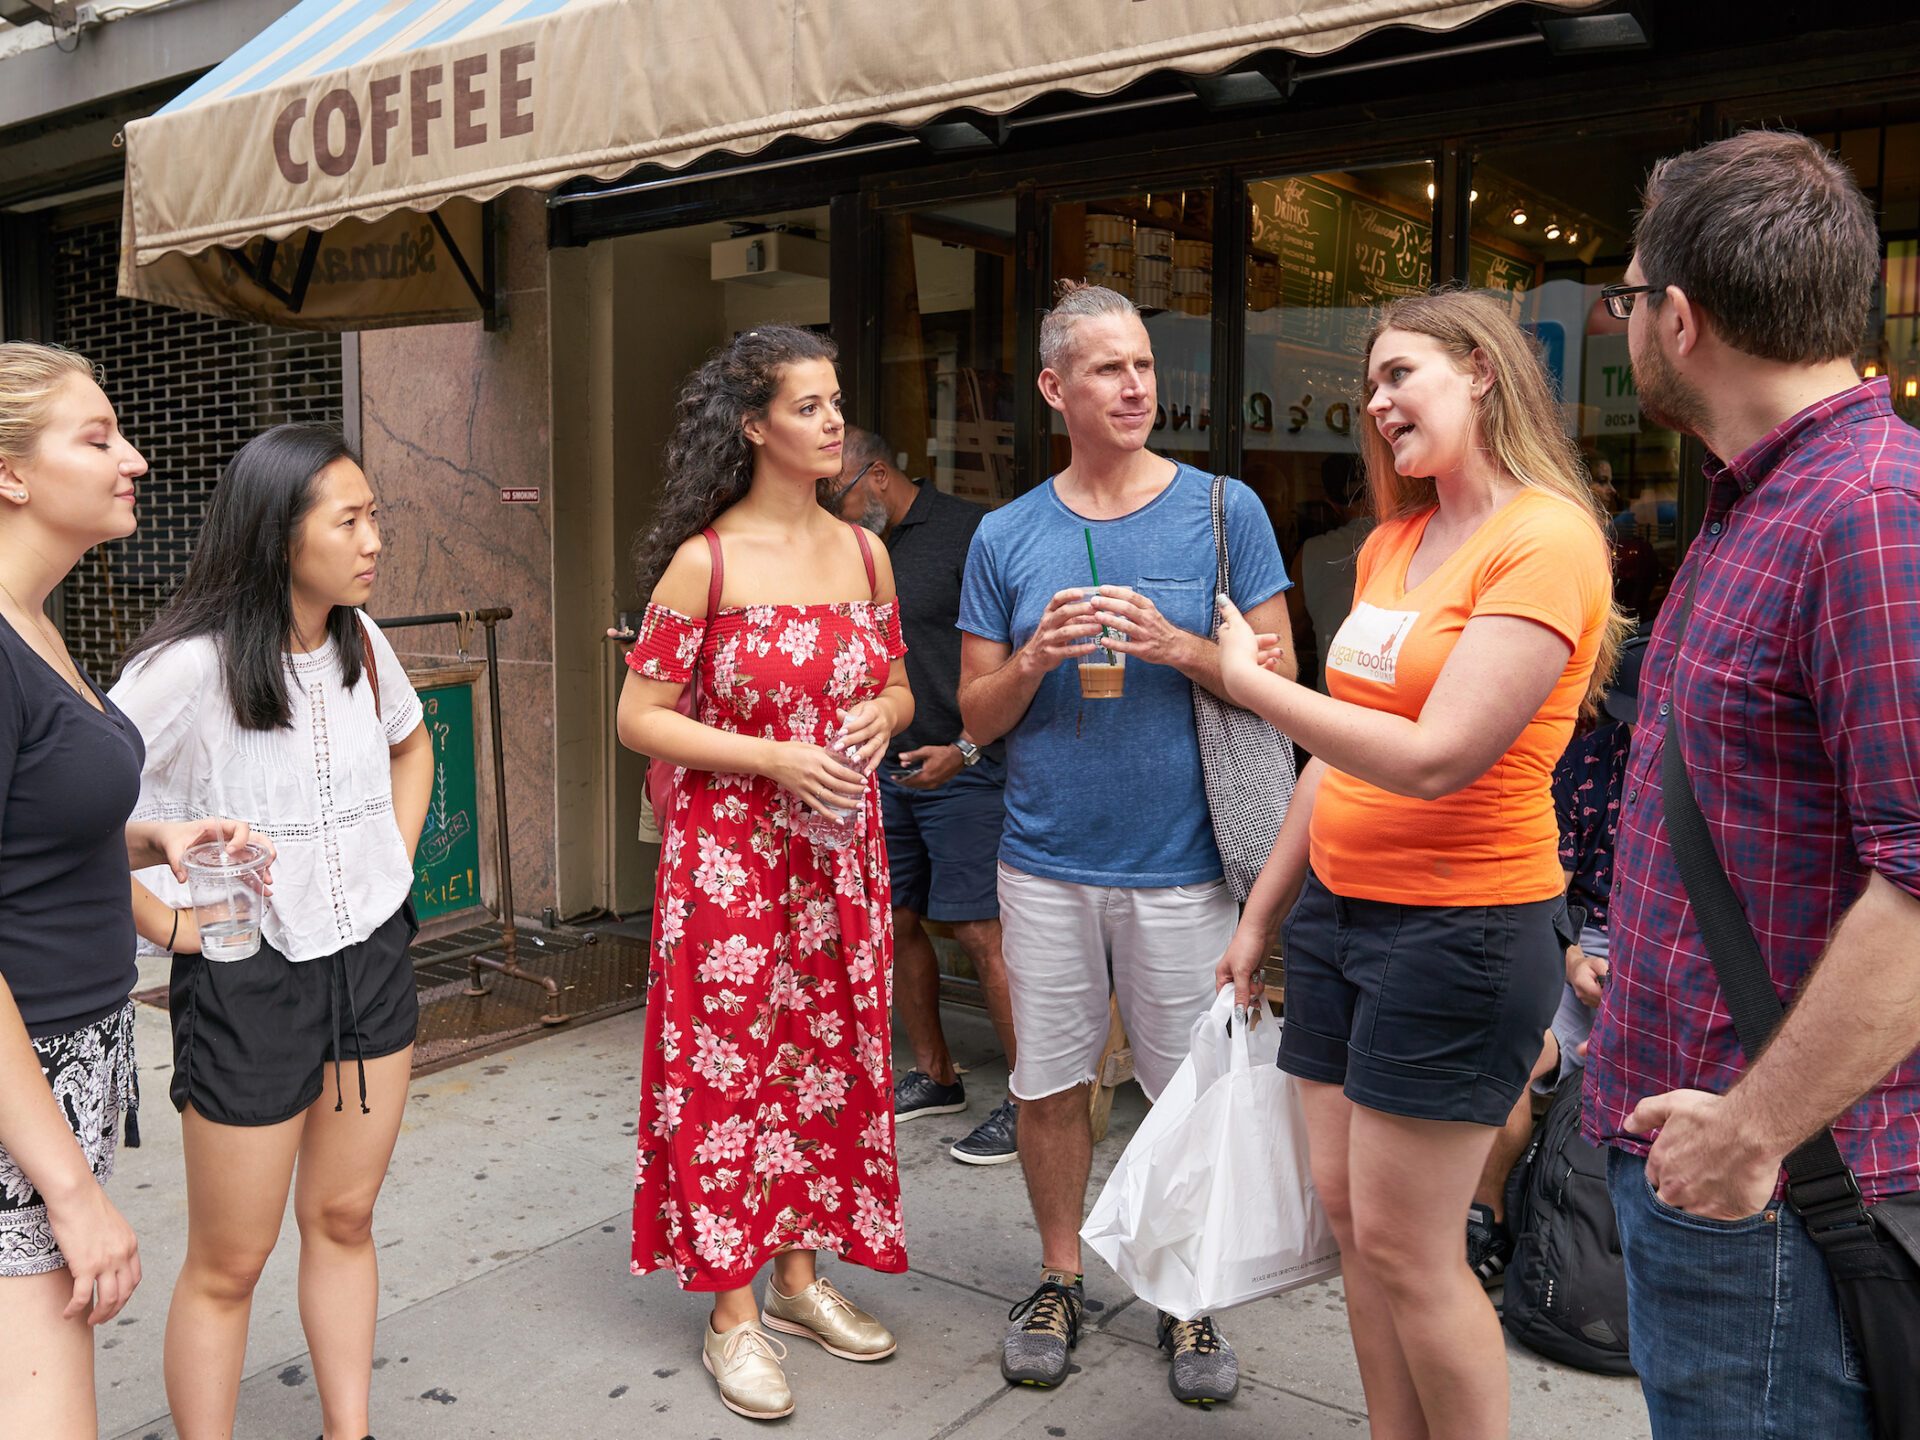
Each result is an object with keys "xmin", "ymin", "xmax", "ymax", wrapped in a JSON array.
[{"xmin": 1082, "ymin": 986, "xmax": 1341, "ymax": 1320}]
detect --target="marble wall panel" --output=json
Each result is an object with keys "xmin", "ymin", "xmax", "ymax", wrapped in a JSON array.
[{"xmin": 360, "ymin": 189, "xmax": 559, "ymax": 910}]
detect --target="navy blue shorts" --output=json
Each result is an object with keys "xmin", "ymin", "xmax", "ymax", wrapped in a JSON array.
[
  {"xmin": 1277, "ymin": 870, "xmax": 1567, "ymax": 1126},
  {"xmin": 879, "ymin": 759, "xmax": 1006, "ymax": 922}
]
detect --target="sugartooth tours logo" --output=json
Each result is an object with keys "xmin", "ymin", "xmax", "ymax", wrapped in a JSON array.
[{"xmin": 1325, "ymin": 602, "xmax": 1418, "ymax": 686}]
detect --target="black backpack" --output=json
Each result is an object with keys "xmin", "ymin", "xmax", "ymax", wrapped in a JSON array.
[{"xmin": 1500, "ymin": 1068, "xmax": 1635, "ymax": 1376}]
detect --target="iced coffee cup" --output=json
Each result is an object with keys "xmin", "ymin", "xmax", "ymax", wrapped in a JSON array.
[
  {"xmin": 1078, "ymin": 640, "xmax": 1126, "ymax": 699},
  {"xmin": 184, "ymin": 840, "xmax": 270, "ymax": 961}
]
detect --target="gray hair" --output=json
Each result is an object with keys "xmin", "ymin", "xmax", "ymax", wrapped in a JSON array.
[
  {"xmin": 1634, "ymin": 130, "xmax": 1877, "ymax": 364},
  {"xmin": 1039, "ymin": 282, "xmax": 1141, "ymax": 374},
  {"xmin": 839, "ymin": 424, "xmax": 892, "ymax": 476}
]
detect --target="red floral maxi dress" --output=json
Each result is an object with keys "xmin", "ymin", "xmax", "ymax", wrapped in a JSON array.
[{"xmin": 626, "ymin": 599, "xmax": 909, "ymax": 1291}]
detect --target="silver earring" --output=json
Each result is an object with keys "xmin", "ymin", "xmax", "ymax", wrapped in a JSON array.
[{"xmin": 8, "ymin": 490, "xmax": 23, "ymax": 501}]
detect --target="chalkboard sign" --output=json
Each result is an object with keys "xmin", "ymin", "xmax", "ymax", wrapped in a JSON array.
[
  {"xmin": 1341, "ymin": 200, "xmax": 1435, "ymax": 351},
  {"xmin": 1254, "ymin": 176, "xmax": 1345, "ymax": 348},
  {"xmin": 1470, "ymin": 247, "xmax": 1536, "ymax": 304},
  {"xmin": 410, "ymin": 670, "xmax": 484, "ymax": 921}
]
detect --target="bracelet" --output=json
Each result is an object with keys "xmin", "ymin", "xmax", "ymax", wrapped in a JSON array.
[{"xmin": 167, "ymin": 910, "xmax": 180, "ymax": 953}]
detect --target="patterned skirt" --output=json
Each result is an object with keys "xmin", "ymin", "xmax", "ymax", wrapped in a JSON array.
[{"xmin": 0, "ymin": 1001, "xmax": 138, "ymax": 1278}]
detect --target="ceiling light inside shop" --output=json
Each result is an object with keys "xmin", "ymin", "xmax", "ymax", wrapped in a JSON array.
[
  {"xmin": 1567, "ymin": 229, "xmax": 1579, "ymax": 244},
  {"xmin": 1470, "ymin": 190, "xmax": 1479, "ymax": 203},
  {"xmin": 1426, "ymin": 182, "xmax": 1436, "ymax": 200},
  {"xmin": 1545, "ymin": 223, "xmax": 1562, "ymax": 240},
  {"xmin": 1511, "ymin": 208, "xmax": 1528, "ymax": 226}
]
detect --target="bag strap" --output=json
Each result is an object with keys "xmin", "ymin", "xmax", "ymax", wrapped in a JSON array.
[
  {"xmin": 359, "ymin": 616, "xmax": 382, "ymax": 721},
  {"xmin": 848, "ymin": 522, "xmax": 878, "ymax": 599},
  {"xmin": 701, "ymin": 527, "xmax": 724, "ymax": 619},
  {"xmin": 1208, "ymin": 473, "xmax": 1231, "ymax": 638},
  {"xmin": 1659, "ymin": 568, "xmax": 1871, "ymax": 1238}
]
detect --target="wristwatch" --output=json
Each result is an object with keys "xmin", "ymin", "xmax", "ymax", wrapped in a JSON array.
[{"xmin": 955, "ymin": 737, "xmax": 983, "ymax": 767}]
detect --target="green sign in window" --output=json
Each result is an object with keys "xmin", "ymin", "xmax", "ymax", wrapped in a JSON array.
[{"xmin": 412, "ymin": 675, "xmax": 484, "ymax": 920}]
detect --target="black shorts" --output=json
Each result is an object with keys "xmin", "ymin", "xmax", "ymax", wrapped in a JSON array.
[
  {"xmin": 1277, "ymin": 870, "xmax": 1567, "ymax": 1126},
  {"xmin": 168, "ymin": 901, "xmax": 419, "ymax": 1127}
]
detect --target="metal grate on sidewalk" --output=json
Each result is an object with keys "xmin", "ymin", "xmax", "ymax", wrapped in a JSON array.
[{"xmin": 410, "ymin": 921, "xmax": 651, "ymax": 1073}]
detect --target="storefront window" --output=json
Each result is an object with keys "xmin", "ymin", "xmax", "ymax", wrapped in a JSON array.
[
  {"xmin": 1049, "ymin": 187, "xmax": 1215, "ymax": 478},
  {"xmin": 1468, "ymin": 124, "xmax": 1695, "ymax": 623},
  {"xmin": 877, "ymin": 200, "xmax": 1018, "ymax": 504},
  {"xmin": 1240, "ymin": 162, "xmax": 1432, "ymax": 689},
  {"xmin": 1793, "ymin": 116, "xmax": 1920, "ymax": 427}
]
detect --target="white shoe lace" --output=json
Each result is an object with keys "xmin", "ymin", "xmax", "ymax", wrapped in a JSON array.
[
  {"xmin": 721, "ymin": 1324, "xmax": 789, "ymax": 1372},
  {"xmin": 810, "ymin": 1279, "xmax": 858, "ymax": 1317}
]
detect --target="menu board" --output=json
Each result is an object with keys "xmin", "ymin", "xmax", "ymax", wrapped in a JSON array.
[
  {"xmin": 1470, "ymin": 247, "xmax": 1536, "ymax": 304},
  {"xmin": 1342, "ymin": 200, "xmax": 1435, "ymax": 351},
  {"xmin": 1250, "ymin": 174, "xmax": 1538, "ymax": 361},
  {"xmin": 1254, "ymin": 176, "xmax": 1344, "ymax": 348}
]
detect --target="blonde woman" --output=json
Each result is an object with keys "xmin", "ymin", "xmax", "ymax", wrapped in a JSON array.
[
  {"xmin": 0, "ymin": 343, "xmax": 261, "ymax": 1439},
  {"xmin": 1214, "ymin": 290, "xmax": 1626, "ymax": 1440}
]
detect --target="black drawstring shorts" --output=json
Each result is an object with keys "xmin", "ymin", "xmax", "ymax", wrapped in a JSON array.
[{"xmin": 167, "ymin": 900, "xmax": 419, "ymax": 1127}]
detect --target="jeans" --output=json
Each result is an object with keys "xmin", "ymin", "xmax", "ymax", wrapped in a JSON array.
[{"xmin": 1607, "ymin": 1148, "xmax": 1872, "ymax": 1439}]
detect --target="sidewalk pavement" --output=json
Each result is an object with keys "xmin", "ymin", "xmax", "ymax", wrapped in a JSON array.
[{"xmin": 99, "ymin": 956, "xmax": 1653, "ymax": 1440}]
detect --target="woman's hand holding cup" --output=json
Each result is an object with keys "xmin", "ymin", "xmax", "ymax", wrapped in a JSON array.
[{"xmin": 769, "ymin": 741, "xmax": 868, "ymax": 819}]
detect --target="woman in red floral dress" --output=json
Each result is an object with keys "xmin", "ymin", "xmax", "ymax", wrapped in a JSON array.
[{"xmin": 617, "ymin": 327, "xmax": 914, "ymax": 1422}]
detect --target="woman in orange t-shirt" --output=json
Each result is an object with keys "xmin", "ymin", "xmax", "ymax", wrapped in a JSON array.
[{"xmin": 1214, "ymin": 291, "xmax": 1624, "ymax": 1440}]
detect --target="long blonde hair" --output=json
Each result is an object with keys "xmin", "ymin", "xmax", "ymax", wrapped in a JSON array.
[
  {"xmin": 1355, "ymin": 290, "xmax": 1629, "ymax": 717},
  {"xmin": 0, "ymin": 342, "xmax": 97, "ymax": 466}
]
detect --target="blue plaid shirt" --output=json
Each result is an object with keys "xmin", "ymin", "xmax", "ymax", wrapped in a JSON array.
[{"xmin": 1584, "ymin": 381, "xmax": 1920, "ymax": 1201}]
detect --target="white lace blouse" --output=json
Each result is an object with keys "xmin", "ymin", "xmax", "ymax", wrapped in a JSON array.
[{"xmin": 111, "ymin": 615, "xmax": 424, "ymax": 962}]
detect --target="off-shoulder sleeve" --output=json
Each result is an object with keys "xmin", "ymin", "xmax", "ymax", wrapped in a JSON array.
[
  {"xmin": 878, "ymin": 602, "xmax": 907, "ymax": 661},
  {"xmin": 624, "ymin": 603, "xmax": 707, "ymax": 684}
]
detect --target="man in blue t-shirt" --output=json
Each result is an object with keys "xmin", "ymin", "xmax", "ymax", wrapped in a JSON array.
[{"xmin": 958, "ymin": 282, "xmax": 1294, "ymax": 1408}]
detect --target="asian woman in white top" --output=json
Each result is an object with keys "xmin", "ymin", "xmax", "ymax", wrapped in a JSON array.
[{"xmin": 111, "ymin": 424, "xmax": 432, "ymax": 1440}]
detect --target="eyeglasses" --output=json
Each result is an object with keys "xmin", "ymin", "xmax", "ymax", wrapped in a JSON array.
[
  {"xmin": 825, "ymin": 459, "xmax": 879, "ymax": 508},
  {"xmin": 1601, "ymin": 283, "xmax": 1661, "ymax": 320}
]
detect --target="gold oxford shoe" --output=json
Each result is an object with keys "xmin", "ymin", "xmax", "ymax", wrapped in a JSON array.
[
  {"xmin": 702, "ymin": 1319, "xmax": 794, "ymax": 1420},
  {"xmin": 762, "ymin": 1276, "xmax": 898, "ymax": 1361}
]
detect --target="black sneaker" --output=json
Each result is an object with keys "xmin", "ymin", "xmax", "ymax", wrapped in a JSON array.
[
  {"xmin": 1466, "ymin": 1202, "xmax": 1512, "ymax": 1287},
  {"xmin": 894, "ymin": 1069, "xmax": 966, "ymax": 1121},
  {"xmin": 1001, "ymin": 1271, "xmax": 1083, "ymax": 1387},
  {"xmin": 950, "ymin": 1098, "xmax": 1018, "ymax": 1165},
  {"xmin": 1157, "ymin": 1312, "xmax": 1239, "ymax": 1406}
]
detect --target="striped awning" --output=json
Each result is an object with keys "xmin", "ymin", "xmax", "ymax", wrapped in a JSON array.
[{"xmin": 120, "ymin": 0, "xmax": 1604, "ymax": 330}]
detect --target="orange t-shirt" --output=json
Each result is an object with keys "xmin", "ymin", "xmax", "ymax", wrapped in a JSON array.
[{"xmin": 1309, "ymin": 488, "xmax": 1610, "ymax": 906}]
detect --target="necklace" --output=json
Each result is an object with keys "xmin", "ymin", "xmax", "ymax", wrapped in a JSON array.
[{"xmin": 0, "ymin": 572, "xmax": 95, "ymax": 703}]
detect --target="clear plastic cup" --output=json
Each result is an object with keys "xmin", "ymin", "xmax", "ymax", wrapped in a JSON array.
[
  {"xmin": 1078, "ymin": 643, "xmax": 1126, "ymax": 699},
  {"xmin": 183, "ymin": 840, "xmax": 270, "ymax": 961}
]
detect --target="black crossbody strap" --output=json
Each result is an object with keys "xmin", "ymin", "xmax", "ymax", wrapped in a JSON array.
[{"xmin": 1660, "ymin": 570, "xmax": 1869, "ymax": 1232}]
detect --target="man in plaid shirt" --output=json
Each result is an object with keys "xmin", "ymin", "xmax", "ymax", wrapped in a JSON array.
[{"xmin": 1583, "ymin": 131, "xmax": 1920, "ymax": 1438}]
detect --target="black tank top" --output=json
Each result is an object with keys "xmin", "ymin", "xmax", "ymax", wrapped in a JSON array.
[{"xmin": 0, "ymin": 614, "xmax": 144, "ymax": 1038}]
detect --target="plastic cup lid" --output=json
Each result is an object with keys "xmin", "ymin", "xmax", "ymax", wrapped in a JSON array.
[{"xmin": 183, "ymin": 839, "xmax": 270, "ymax": 873}]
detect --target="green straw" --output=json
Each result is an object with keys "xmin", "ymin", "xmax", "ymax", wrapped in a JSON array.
[{"xmin": 1083, "ymin": 527, "xmax": 1100, "ymax": 588}]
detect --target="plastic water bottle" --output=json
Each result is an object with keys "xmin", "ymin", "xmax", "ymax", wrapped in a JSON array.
[{"xmin": 791, "ymin": 725, "xmax": 863, "ymax": 851}]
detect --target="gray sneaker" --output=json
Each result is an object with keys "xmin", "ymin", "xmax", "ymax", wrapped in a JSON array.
[
  {"xmin": 950, "ymin": 1098, "xmax": 1018, "ymax": 1165},
  {"xmin": 1157, "ymin": 1312, "xmax": 1239, "ymax": 1406},
  {"xmin": 1001, "ymin": 1271, "xmax": 1083, "ymax": 1388}
]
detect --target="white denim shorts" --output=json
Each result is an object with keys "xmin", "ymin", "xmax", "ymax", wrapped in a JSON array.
[{"xmin": 996, "ymin": 862, "xmax": 1238, "ymax": 1103}]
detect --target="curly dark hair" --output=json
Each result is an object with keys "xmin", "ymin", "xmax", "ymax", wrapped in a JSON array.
[{"xmin": 630, "ymin": 325, "xmax": 839, "ymax": 600}]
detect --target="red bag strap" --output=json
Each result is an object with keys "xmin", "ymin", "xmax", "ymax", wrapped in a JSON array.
[
  {"xmin": 702, "ymin": 527, "xmax": 724, "ymax": 618},
  {"xmin": 359, "ymin": 616, "xmax": 382, "ymax": 720},
  {"xmin": 848, "ymin": 522, "xmax": 877, "ymax": 600}
]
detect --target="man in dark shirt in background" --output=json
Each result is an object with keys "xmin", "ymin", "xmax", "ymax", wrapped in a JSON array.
[{"xmin": 830, "ymin": 428, "xmax": 1019, "ymax": 1166}]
